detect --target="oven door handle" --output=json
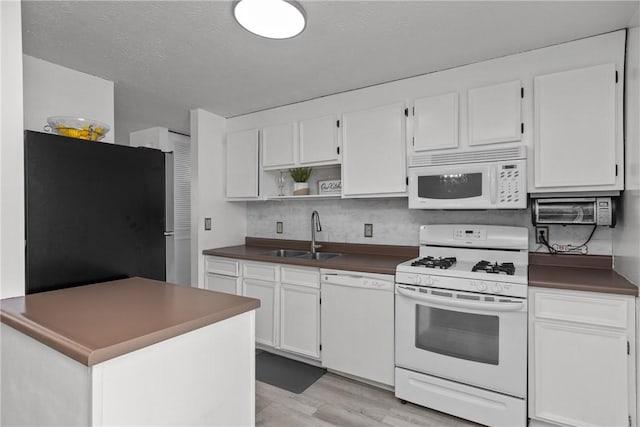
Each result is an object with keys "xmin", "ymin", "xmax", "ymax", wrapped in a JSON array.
[{"xmin": 396, "ymin": 287, "xmax": 526, "ymax": 312}]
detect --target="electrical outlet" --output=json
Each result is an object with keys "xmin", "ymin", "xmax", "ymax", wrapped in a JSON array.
[
  {"xmin": 364, "ymin": 223, "xmax": 373, "ymax": 238},
  {"xmin": 204, "ymin": 218, "xmax": 212, "ymax": 231},
  {"xmin": 535, "ymin": 226, "xmax": 549, "ymax": 244},
  {"xmin": 276, "ymin": 222, "xmax": 283, "ymax": 234}
]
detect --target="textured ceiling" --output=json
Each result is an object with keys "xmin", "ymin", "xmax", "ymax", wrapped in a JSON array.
[{"xmin": 21, "ymin": 1, "xmax": 639, "ymax": 138}]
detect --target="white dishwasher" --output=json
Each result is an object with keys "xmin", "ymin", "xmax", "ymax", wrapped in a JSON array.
[{"xmin": 320, "ymin": 269, "xmax": 395, "ymax": 387}]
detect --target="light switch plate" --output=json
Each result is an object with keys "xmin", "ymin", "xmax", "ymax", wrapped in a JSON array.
[
  {"xmin": 276, "ymin": 222, "xmax": 283, "ymax": 234},
  {"xmin": 204, "ymin": 218, "xmax": 212, "ymax": 231},
  {"xmin": 364, "ymin": 223, "xmax": 373, "ymax": 238}
]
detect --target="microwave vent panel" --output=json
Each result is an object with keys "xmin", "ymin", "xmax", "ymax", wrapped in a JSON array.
[{"xmin": 409, "ymin": 146, "xmax": 526, "ymax": 167}]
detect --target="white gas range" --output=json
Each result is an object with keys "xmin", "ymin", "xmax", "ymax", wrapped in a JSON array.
[{"xmin": 395, "ymin": 224, "xmax": 529, "ymax": 427}]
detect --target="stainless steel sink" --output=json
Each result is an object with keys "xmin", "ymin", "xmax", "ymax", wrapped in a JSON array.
[
  {"xmin": 260, "ymin": 249, "xmax": 308, "ymax": 258},
  {"xmin": 296, "ymin": 252, "xmax": 342, "ymax": 260},
  {"xmin": 261, "ymin": 249, "xmax": 342, "ymax": 260}
]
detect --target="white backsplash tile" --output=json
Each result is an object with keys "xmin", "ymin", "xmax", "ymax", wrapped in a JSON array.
[{"xmin": 247, "ymin": 199, "xmax": 613, "ymax": 255}]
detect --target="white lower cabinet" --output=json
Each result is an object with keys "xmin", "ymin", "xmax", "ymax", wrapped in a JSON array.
[
  {"xmin": 238, "ymin": 261, "xmax": 321, "ymax": 360},
  {"xmin": 204, "ymin": 256, "xmax": 241, "ymax": 295},
  {"xmin": 243, "ymin": 278, "xmax": 277, "ymax": 347},
  {"xmin": 279, "ymin": 283, "xmax": 320, "ymax": 358},
  {"xmin": 529, "ymin": 288, "xmax": 636, "ymax": 427}
]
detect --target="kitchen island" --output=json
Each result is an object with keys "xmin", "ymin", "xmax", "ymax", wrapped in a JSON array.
[{"xmin": 0, "ymin": 277, "xmax": 260, "ymax": 426}]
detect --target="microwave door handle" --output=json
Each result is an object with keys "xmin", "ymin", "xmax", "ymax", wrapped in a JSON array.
[
  {"xmin": 396, "ymin": 287, "xmax": 525, "ymax": 312},
  {"xmin": 489, "ymin": 166, "xmax": 497, "ymax": 204}
]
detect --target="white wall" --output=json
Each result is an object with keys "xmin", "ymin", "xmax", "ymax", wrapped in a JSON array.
[
  {"xmin": 247, "ymin": 199, "xmax": 614, "ymax": 255},
  {"xmin": 613, "ymin": 25, "xmax": 640, "ymax": 285},
  {"xmin": 190, "ymin": 109, "xmax": 246, "ymax": 287},
  {"xmin": 0, "ymin": 0, "xmax": 25, "ymax": 299},
  {"xmin": 23, "ymin": 55, "xmax": 115, "ymax": 143}
]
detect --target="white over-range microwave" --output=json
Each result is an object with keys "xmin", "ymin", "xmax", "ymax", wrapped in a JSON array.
[{"xmin": 408, "ymin": 147, "xmax": 527, "ymax": 210}]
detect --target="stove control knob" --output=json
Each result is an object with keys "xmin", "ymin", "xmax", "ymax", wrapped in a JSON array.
[
  {"xmin": 491, "ymin": 283, "xmax": 503, "ymax": 293},
  {"xmin": 477, "ymin": 281, "xmax": 488, "ymax": 291},
  {"xmin": 411, "ymin": 275, "xmax": 421, "ymax": 285}
]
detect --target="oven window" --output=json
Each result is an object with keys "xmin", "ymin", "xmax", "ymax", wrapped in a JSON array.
[
  {"xmin": 415, "ymin": 305, "xmax": 499, "ymax": 365},
  {"xmin": 417, "ymin": 173, "xmax": 482, "ymax": 199}
]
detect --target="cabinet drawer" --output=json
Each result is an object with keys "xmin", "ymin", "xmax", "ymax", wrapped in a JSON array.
[
  {"xmin": 281, "ymin": 266, "xmax": 320, "ymax": 288},
  {"xmin": 243, "ymin": 262, "xmax": 278, "ymax": 282},
  {"xmin": 205, "ymin": 256, "xmax": 239, "ymax": 277},
  {"xmin": 533, "ymin": 289, "xmax": 631, "ymax": 329}
]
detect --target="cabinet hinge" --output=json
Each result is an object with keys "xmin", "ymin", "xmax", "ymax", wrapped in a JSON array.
[
  {"xmin": 404, "ymin": 108, "xmax": 409, "ymax": 117},
  {"xmin": 521, "ymin": 87, "xmax": 524, "ymax": 98},
  {"xmin": 629, "ymin": 415, "xmax": 632, "ymax": 427},
  {"xmin": 627, "ymin": 340, "xmax": 630, "ymax": 355},
  {"xmin": 616, "ymin": 164, "xmax": 619, "ymax": 176},
  {"xmin": 412, "ymin": 106, "xmax": 415, "ymax": 115},
  {"xmin": 412, "ymin": 137, "xmax": 415, "ymax": 147},
  {"xmin": 319, "ymin": 344, "xmax": 322, "ymax": 351},
  {"xmin": 336, "ymin": 119, "xmax": 340, "ymax": 128},
  {"xmin": 406, "ymin": 176, "xmax": 409, "ymax": 186},
  {"xmin": 336, "ymin": 146, "xmax": 340, "ymax": 155},
  {"xmin": 319, "ymin": 297, "xmax": 322, "ymax": 305},
  {"xmin": 521, "ymin": 123, "xmax": 524, "ymax": 134},
  {"xmin": 616, "ymin": 71, "xmax": 619, "ymax": 83}
]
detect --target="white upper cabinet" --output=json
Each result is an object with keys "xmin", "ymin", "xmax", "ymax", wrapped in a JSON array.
[
  {"xmin": 533, "ymin": 64, "xmax": 620, "ymax": 193},
  {"xmin": 262, "ymin": 122, "xmax": 296, "ymax": 169},
  {"xmin": 342, "ymin": 103, "xmax": 407, "ymax": 197},
  {"xmin": 468, "ymin": 80, "xmax": 522, "ymax": 146},
  {"xmin": 413, "ymin": 92, "xmax": 458, "ymax": 152},
  {"xmin": 299, "ymin": 115, "xmax": 340, "ymax": 165},
  {"xmin": 226, "ymin": 129, "xmax": 259, "ymax": 199}
]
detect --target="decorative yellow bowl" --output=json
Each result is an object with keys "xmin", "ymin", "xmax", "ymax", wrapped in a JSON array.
[{"xmin": 45, "ymin": 116, "xmax": 110, "ymax": 141}]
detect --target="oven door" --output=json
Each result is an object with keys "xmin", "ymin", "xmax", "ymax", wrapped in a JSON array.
[
  {"xmin": 408, "ymin": 163, "xmax": 495, "ymax": 209},
  {"xmin": 395, "ymin": 284, "xmax": 527, "ymax": 398}
]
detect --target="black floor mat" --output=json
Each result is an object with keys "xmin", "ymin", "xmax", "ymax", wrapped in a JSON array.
[{"xmin": 256, "ymin": 351, "xmax": 326, "ymax": 394}]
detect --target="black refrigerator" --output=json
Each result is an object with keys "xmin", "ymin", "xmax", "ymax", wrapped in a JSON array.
[{"xmin": 24, "ymin": 130, "xmax": 167, "ymax": 294}]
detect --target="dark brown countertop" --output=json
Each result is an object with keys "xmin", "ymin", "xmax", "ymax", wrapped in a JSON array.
[
  {"xmin": 529, "ymin": 253, "xmax": 638, "ymax": 296},
  {"xmin": 0, "ymin": 277, "xmax": 260, "ymax": 366},
  {"xmin": 203, "ymin": 237, "xmax": 418, "ymax": 276}
]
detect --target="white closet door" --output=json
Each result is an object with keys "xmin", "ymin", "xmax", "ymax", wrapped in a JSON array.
[{"xmin": 169, "ymin": 132, "xmax": 191, "ymax": 286}]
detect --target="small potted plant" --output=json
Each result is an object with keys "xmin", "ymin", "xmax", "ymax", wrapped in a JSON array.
[{"xmin": 289, "ymin": 167, "xmax": 312, "ymax": 195}]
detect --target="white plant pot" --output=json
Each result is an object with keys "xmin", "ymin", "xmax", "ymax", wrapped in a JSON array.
[{"xmin": 293, "ymin": 182, "xmax": 310, "ymax": 196}]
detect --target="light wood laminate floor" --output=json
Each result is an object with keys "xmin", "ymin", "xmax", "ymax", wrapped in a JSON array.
[{"xmin": 256, "ymin": 373, "xmax": 480, "ymax": 427}]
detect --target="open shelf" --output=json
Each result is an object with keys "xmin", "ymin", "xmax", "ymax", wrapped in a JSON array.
[{"xmin": 266, "ymin": 194, "xmax": 341, "ymax": 200}]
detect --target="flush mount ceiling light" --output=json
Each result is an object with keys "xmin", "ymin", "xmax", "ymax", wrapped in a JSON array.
[{"xmin": 233, "ymin": 0, "xmax": 306, "ymax": 39}]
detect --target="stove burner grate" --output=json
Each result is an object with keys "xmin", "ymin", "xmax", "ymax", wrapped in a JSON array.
[
  {"xmin": 411, "ymin": 256, "xmax": 457, "ymax": 269},
  {"xmin": 472, "ymin": 260, "xmax": 516, "ymax": 275}
]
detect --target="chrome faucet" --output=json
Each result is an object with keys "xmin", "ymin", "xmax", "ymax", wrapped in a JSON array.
[{"xmin": 311, "ymin": 210, "xmax": 322, "ymax": 253}]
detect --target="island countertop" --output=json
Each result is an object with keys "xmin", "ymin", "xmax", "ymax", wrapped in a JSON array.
[{"xmin": 0, "ymin": 277, "xmax": 260, "ymax": 366}]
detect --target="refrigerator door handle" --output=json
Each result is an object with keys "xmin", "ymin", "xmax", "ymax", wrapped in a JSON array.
[{"xmin": 164, "ymin": 231, "xmax": 175, "ymax": 236}]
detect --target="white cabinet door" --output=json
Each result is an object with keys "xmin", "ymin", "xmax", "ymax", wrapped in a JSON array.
[
  {"xmin": 262, "ymin": 122, "xmax": 296, "ymax": 169},
  {"xmin": 533, "ymin": 64, "xmax": 619, "ymax": 191},
  {"xmin": 532, "ymin": 321, "xmax": 629, "ymax": 427},
  {"xmin": 243, "ymin": 278, "xmax": 277, "ymax": 347},
  {"xmin": 205, "ymin": 273, "xmax": 240, "ymax": 295},
  {"xmin": 529, "ymin": 288, "xmax": 635, "ymax": 427},
  {"xmin": 226, "ymin": 129, "xmax": 259, "ymax": 198},
  {"xmin": 413, "ymin": 92, "xmax": 458, "ymax": 151},
  {"xmin": 342, "ymin": 103, "xmax": 407, "ymax": 197},
  {"xmin": 279, "ymin": 283, "xmax": 320, "ymax": 359},
  {"xmin": 468, "ymin": 80, "xmax": 522, "ymax": 146},
  {"xmin": 299, "ymin": 115, "xmax": 340, "ymax": 165}
]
